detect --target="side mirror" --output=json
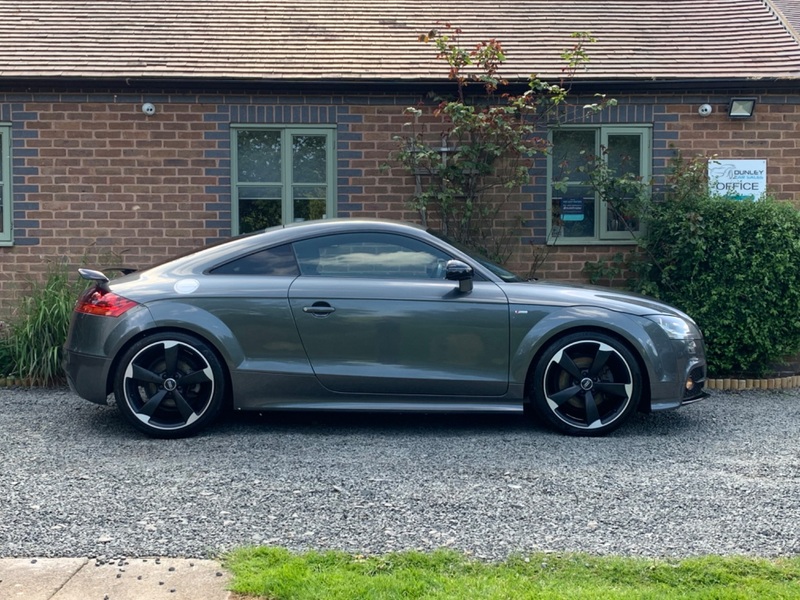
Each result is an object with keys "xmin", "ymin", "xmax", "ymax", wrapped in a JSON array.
[{"xmin": 445, "ymin": 260, "xmax": 474, "ymax": 293}]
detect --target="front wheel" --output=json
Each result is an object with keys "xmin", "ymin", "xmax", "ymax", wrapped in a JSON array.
[
  {"xmin": 113, "ymin": 333, "xmax": 226, "ymax": 438},
  {"xmin": 530, "ymin": 332, "xmax": 642, "ymax": 436}
]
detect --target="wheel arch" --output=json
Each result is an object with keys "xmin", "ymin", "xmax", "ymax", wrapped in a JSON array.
[
  {"xmin": 518, "ymin": 321, "xmax": 653, "ymax": 413},
  {"xmin": 105, "ymin": 324, "xmax": 237, "ymax": 408}
]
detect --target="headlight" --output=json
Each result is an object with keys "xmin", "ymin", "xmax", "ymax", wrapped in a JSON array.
[{"xmin": 644, "ymin": 314, "xmax": 701, "ymax": 340}]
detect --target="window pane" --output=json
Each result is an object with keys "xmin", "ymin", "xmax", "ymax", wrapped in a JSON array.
[
  {"xmin": 293, "ymin": 233, "xmax": 450, "ymax": 279},
  {"xmin": 292, "ymin": 135, "xmax": 326, "ymax": 184},
  {"xmin": 606, "ymin": 205, "xmax": 640, "ymax": 233},
  {"xmin": 0, "ymin": 134, "xmax": 4, "ymax": 235},
  {"xmin": 605, "ymin": 134, "xmax": 642, "ymax": 233},
  {"xmin": 239, "ymin": 186, "xmax": 281, "ymax": 201},
  {"xmin": 0, "ymin": 129, "xmax": 6, "ymax": 241},
  {"xmin": 552, "ymin": 186, "xmax": 595, "ymax": 238},
  {"xmin": 238, "ymin": 130, "xmax": 282, "ymax": 183},
  {"xmin": 552, "ymin": 130, "xmax": 595, "ymax": 183},
  {"xmin": 607, "ymin": 134, "xmax": 641, "ymax": 177},
  {"xmin": 293, "ymin": 186, "xmax": 327, "ymax": 221},
  {"xmin": 239, "ymin": 200, "xmax": 282, "ymax": 233},
  {"xmin": 211, "ymin": 243, "xmax": 299, "ymax": 276}
]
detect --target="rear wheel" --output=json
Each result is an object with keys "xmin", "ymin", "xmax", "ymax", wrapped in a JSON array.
[
  {"xmin": 113, "ymin": 332, "xmax": 225, "ymax": 438},
  {"xmin": 531, "ymin": 332, "xmax": 641, "ymax": 436}
]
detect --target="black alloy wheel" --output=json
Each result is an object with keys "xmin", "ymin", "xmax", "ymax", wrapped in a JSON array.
[
  {"xmin": 531, "ymin": 332, "xmax": 642, "ymax": 436},
  {"xmin": 113, "ymin": 332, "xmax": 225, "ymax": 438}
]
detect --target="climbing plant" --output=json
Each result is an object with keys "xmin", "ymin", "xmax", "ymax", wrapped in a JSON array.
[{"xmin": 392, "ymin": 25, "xmax": 613, "ymax": 264}]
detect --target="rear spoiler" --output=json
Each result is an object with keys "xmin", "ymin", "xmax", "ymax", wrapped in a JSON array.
[
  {"xmin": 78, "ymin": 266, "xmax": 138, "ymax": 284},
  {"xmin": 78, "ymin": 268, "xmax": 109, "ymax": 283}
]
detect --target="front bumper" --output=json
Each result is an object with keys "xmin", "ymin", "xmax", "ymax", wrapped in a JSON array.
[
  {"xmin": 681, "ymin": 362, "xmax": 708, "ymax": 404},
  {"xmin": 649, "ymin": 337, "xmax": 708, "ymax": 411}
]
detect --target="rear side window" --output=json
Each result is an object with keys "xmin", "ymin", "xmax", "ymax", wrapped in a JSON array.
[{"xmin": 210, "ymin": 243, "xmax": 299, "ymax": 276}]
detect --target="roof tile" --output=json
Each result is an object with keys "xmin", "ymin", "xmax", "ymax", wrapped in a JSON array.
[{"xmin": 0, "ymin": 0, "xmax": 798, "ymax": 82}]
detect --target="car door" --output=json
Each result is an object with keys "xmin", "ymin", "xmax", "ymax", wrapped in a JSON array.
[{"xmin": 287, "ymin": 232, "xmax": 510, "ymax": 397}]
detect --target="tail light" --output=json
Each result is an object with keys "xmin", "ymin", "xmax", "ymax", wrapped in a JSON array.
[{"xmin": 75, "ymin": 286, "xmax": 139, "ymax": 317}]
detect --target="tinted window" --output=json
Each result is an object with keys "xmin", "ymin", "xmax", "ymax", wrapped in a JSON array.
[
  {"xmin": 210, "ymin": 243, "xmax": 299, "ymax": 276},
  {"xmin": 292, "ymin": 233, "xmax": 451, "ymax": 279}
]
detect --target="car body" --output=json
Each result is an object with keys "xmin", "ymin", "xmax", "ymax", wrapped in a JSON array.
[{"xmin": 63, "ymin": 218, "xmax": 707, "ymax": 437}]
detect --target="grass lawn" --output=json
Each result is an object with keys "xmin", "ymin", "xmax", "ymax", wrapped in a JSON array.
[{"xmin": 225, "ymin": 547, "xmax": 800, "ymax": 599}]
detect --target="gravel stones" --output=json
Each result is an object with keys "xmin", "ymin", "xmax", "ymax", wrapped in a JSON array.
[{"xmin": 1, "ymin": 387, "xmax": 798, "ymax": 559}]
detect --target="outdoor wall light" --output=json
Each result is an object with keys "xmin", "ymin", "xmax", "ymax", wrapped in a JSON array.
[{"xmin": 728, "ymin": 97, "xmax": 756, "ymax": 118}]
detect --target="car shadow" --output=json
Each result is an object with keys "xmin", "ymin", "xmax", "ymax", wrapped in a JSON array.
[
  {"xmin": 214, "ymin": 408, "xmax": 544, "ymax": 437},
  {"xmin": 71, "ymin": 393, "xmax": 710, "ymax": 442}
]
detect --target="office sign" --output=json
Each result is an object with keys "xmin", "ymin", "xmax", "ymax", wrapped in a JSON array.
[{"xmin": 708, "ymin": 159, "xmax": 767, "ymax": 201}]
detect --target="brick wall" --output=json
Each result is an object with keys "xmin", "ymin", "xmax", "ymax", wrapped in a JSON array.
[
  {"xmin": 4, "ymin": 99, "xmax": 232, "ymax": 283},
  {"xmin": 666, "ymin": 98, "xmax": 800, "ymax": 200},
  {"xmin": 1, "ymin": 88, "xmax": 799, "ymax": 318}
]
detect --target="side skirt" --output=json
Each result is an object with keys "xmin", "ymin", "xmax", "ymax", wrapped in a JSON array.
[{"xmin": 237, "ymin": 400, "xmax": 525, "ymax": 413}]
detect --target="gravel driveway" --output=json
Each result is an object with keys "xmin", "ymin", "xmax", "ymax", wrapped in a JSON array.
[{"xmin": 1, "ymin": 386, "xmax": 798, "ymax": 560}]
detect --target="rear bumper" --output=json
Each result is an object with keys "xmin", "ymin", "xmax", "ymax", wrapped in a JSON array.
[
  {"xmin": 62, "ymin": 304, "xmax": 155, "ymax": 405},
  {"xmin": 63, "ymin": 348, "xmax": 111, "ymax": 405}
]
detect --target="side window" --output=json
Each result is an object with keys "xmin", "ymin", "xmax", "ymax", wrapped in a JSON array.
[
  {"xmin": 232, "ymin": 127, "xmax": 335, "ymax": 235},
  {"xmin": 210, "ymin": 243, "xmax": 299, "ymax": 276},
  {"xmin": 0, "ymin": 125, "xmax": 11, "ymax": 245},
  {"xmin": 292, "ymin": 233, "xmax": 452, "ymax": 279}
]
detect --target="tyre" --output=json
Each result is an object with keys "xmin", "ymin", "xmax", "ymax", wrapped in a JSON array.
[
  {"xmin": 530, "ymin": 332, "xmax": 642, "ymax": 436},
  {"xmin": 113, "ymin": 332, "xmax": 226, "ymax": 438}
]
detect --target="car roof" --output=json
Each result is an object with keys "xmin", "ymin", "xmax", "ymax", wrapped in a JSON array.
[{"xmin": 138, "ymin": 218, "xmax": 442, "ymax": 277}]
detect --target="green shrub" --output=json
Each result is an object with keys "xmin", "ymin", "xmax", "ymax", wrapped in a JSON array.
[
  {"xmin": 0, "ymin": 330, "xmax": 13, "ymax": 379},
  {"xmin": 583, "ymin": 153, "xmax": 800, "ymax": 376},
  {"xmin": 0, "ymin": 262, "xmax": 85, "ymax": 385},
  {"xmin": 636, "ymin": 194, "xmax": 800, "ymax": 376}
]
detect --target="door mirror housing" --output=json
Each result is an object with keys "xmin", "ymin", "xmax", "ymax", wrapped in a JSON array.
[{"xmin": 445, "ymin": 260, "xmax": 473, "ymax": 293}]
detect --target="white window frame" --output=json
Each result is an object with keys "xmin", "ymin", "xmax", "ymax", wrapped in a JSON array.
[
  {"xmin": 547, "ymin": 125, "xmax": 651, "ymax": 244},
  {"xmin": 0, "ymin": 124, "xmax": 12, "ymax": 246},
  {"xmin": 231, "ymin": 125, "xmax": 336, "ymax": 235}
]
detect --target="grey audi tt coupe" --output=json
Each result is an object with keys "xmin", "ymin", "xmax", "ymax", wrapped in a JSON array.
[{"xmin": 63, "ymin": 219, "xmax": 707, "ymax": 438}]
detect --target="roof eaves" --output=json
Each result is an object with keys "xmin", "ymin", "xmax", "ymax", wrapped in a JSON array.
[{"xmin": 2, "ymin": 74, "xmax": 799, "ymax": 96}]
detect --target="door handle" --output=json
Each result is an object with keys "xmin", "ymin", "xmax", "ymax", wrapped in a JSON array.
[{"xmin": 302, "ymin": 302, "xmax": 336, "ymax": 316}]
